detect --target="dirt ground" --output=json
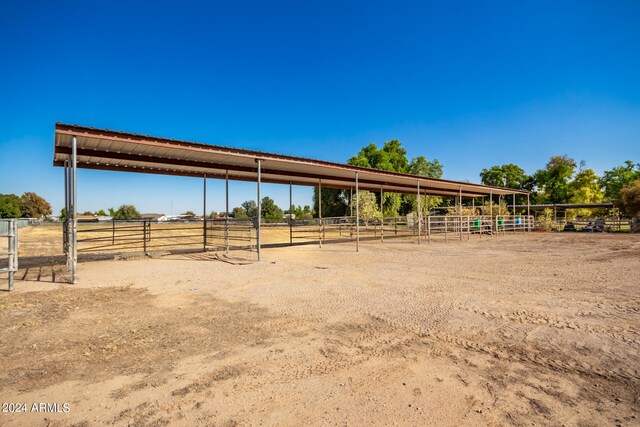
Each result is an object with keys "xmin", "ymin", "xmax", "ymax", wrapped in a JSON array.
[{"xmin": 1, "ymin": 233, "xmax": 639, "ymax": 426}]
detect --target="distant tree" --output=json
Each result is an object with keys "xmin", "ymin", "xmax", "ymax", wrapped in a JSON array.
[
  {"xmin": 60, "ymin": 207, "xmax": 68, "ymax": 222},
  {"xmin": 0, "ymin": 194, "xmax": 22, "ymax": 218},
  {"xmin": 182, "ymin": 211, "xmax": 196, "ymax": 218},
  {"xmin": 241, "ymin": 200, "xmax": 258, "ymax": 218},
  {"xmin": 568, "ymin": 169, "xmax": 604, "ymax": 217},
  {"xmin": 351, "ymin": 190, "xmax": 381, "ymax": 221},
  {"xmin": 313, "ymin": 188, "xmax": 348, "ymax": 218},
  {"xmin": 20, "ymin": 192, "xmax": 52, "ymax": 218},
  {"xmin": 95, "ymin": 209, "xmax": 107, "ymax": 216},
  {"xmin": 409, "ymin": 156, "xmax": 443, "ymax": 179},
  {"xmin": 82, "ymin": 211, "xmax": 94, "ymax": 216},
  {"xmin": 112, "ymin": 204, "xmax": 140, "ymax": 220},
  {"xmin": 600, "ymin": 160, "xmax": 640, "ymax": 201},
  {"xmin": 261, "ymin": 197, "xmax": 283, "ymax": 219},
  {"xmin": 233, "ymin": 206, "xmax": 248, "ymax": 220},
  {"xmin": 108, "ymin": 207, "xmax": 116, "ymax": 217},
  {"xmin": 480, "ymin": 164, "xmax": 528, "ymax": 189},
  {"xmin": 618, "ymin": 180, "xmax": 640, "ymax": 218},
  {"xmin": 532, "ymin": 155, "xmax": 577, "ymax": 204}
]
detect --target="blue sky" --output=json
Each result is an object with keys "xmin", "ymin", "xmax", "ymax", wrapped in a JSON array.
[{"xmin": 1, "ymin": 1, "xmax": 639, "ymax": 215}]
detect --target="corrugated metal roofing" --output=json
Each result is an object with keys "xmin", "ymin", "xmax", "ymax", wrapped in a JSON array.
[{"xmin": 52, "ymin": 123, "xmax": 527, "ymax": 197}]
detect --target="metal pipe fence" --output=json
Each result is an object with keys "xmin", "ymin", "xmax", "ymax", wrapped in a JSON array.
[{"xmin": 0, "ymin": 219, "xmax": 18, "ymax": 291}]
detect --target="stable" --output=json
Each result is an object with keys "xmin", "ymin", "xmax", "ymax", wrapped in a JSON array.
[{"xmin": 53, "ymin": 123, "xmax": 530, "ymax": 283}]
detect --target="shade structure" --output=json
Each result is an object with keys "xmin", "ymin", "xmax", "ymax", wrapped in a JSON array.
[{"xmin": 53, "ymin": 123, "xmax": 527, "ymax": 198}]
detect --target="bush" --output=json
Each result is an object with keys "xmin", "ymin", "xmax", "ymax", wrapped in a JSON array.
[
  {"xmin": 619, "ymin": 180, "xmax": 640, "ymax": 218},
  {"xmin": 112, "ymin": 205, "xmax": 140, "ymax": 220}
]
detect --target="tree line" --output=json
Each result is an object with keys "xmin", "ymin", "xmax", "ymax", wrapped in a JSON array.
[
  {"xmin": 0, "ymin": 192, "xmax": 52, "ymax": 219},
  {"xmin": 480, "ymin": 157, "xmax": 640, "ymax": 217}
]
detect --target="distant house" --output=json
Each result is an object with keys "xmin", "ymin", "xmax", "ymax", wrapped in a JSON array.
[
  {"xmin": 77, "ymin": 214, "xmax": 98, "ymax": 223},
  {"xmin": 96, "ymin": 216, "xmax": 112, "ymax": 222},
  {"xmin": 139, "ymin": 213, "xmax": 168, "ymax": 222}
]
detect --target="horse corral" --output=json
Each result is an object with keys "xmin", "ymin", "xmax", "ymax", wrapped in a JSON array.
[{"xmin": 1, "ymin": 233, "xmax": 638, "ymax": 426}]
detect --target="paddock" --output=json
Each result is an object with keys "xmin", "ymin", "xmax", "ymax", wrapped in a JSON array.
[{"xmin": 1, "ymin": 233, "xmax": 638, "ymax": 426}]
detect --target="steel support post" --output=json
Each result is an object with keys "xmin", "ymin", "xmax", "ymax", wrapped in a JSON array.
[
  {"xmin": 350, "ymin": 187, "xmax": 353, "ymax": 217},
  {"xmin": 256, "ymin": 159, "xmax": 261, "ymax": 261},
  {"xmin": 527, "ymin": 193, "xmax": 531, "ymax": 232},
  {"xmin": 225, "ymin": 170, "xmax": 229, "ymax": 253},
  {"xmin": 71, "ymin": 135, "xmax": 77, "ymax": 283},
  {"xmin": 63, "ymin": 160, "xmax": 68, "ymax": 255},
  {"xmin": 459, "ymin": 187, "xmax": 463, "ymax": 241},
  {"xmin": 427, "ymin": 215, "xmax": 431, "ymax": 244},
  {"xmin": 490, "ymin": 190, "xmax": 494, "ymax": 237},
  {"xmin": 417, "ymin": 181, "xmax": 421, "ymax": 244},
  {"xmin": 7, "ymin": 219, "xmax": 15, "ymax": 291},
  {"xmin": 355, "ymin": 172, "xmax": 359, "ymax": 252},
  {"xmin": 203, "ymin": 174, "xmax": 207, "ymax": 252},
  {"xmin": 318, "ymin": 179, "xmax": 322, "ymax": 248},
  {"xmin": 380, "ymin": 186, "xmax": 384, "ymax": 242},
  {"xmin": 289, "ymin": 181, "xmax": 293, "ymax": 246}
]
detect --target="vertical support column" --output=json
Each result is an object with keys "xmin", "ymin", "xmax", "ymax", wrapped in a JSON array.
[
  {"xmin": 225, "ymin": 170, "xmax": 229, "ymax": 254},
  {"xmin": 490, "ymin": 190, "xmax": 494, "ymax": 237},
  {"xmin": 289, "ymin": 181, "xmax": 293, "ymax": 246},
  {"xmin": 427, "ymin": 215, "xmax": 431, "ymax": 244},
  {"xmin": 350, "ymin": 187, "xmax": 353, "ymax": 217},
  {"xmin": 71, "ymin": 135, "xmax": 77, "ymax": 283},
  {"xmin": 256, "ymin": 159, "xmax": 261, "ymax": 261},
  {"xmin": 203, "ymin": 174, "xmax": 207, "ymax": 252},
  {"xmin": 355, "ymin": 172, "xmax": 359, "ymax": 252},
  {"xmin": 318, "ymin": 178, "xmax": 322, "ymax": 248},
  {"xmin": 7, "ymin": 219, "xmax": 15, "ymax": 291},
  {"xmin": 527, "ymin": 193, "xmax": 531, "ymax": 232},
  {"xmin": 380, "ymin": 186, "xmax": 384, "ymax": 242},
  {"xmin": 459, "ymin": 187, "xmax": 463, "ymax": 241},
  {"xmin": 417, "ymin": 181, "xmax": 421, "ymax": 244},
  {"xmin": 63, "ymin": 160, "xmax": 69, "ymax": 255}
]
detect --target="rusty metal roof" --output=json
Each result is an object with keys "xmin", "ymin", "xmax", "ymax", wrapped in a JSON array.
[{"xmin": 52, "ymin": 123, "xmax": 527, "ymax": 197}]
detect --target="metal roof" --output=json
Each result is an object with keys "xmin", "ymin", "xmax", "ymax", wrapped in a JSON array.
[{"xmin": 52, "ymin": 123, "xmax": 527, "ymax": 197}]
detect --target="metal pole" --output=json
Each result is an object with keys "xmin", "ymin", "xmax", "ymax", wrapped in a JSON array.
[
  {"xmin": 63, "ymin": 160, "xmax": 68, "ymax": 255},
  {"xmin": 318, "ymin": 178, "xmax": 322, "ymax": 248},
  {"xmin": 203, "ymin": 174, "xmax": 207, "ymax": 252},
  {"xmin": 289, "ymin": 181, "xmax": 293, "ymax": 246},
  {"xmin": 427, "ymin": 215, "xmax": 431, "ymax": 244},
  {"xmin": 459, "ymin": 187, "xmax": 463, "ymax": 241},
  {"xmin": 8, "ymin": 219, "xmax": 15, "ymax": 291},
  {"xmin": 417, "ymin": 181, "xmax": 421, "ymax": 244},
  {"xmin": 72, "ymin": 135, "xmax": 77, "ymax": 283},
  {"xmin": 527, "ymin": 193, "xmax": 531, "ymax": 232},
  {"xmin": 490, "ymin": 190, "xmax": 493, "ymax": 237},
  {"xmin": 355, "ymin": 172, "xmax": 359, "ymax": 252},
  {"xmin": 256, "ymin": 159, "xmax": 261, "ymax": 261},
  {"xmin": 350, "ymin": 187, "xmax": 353, "ymax": 217},
  {"xmin": 380, "ymin": 186, "xmax": 383, "ymax": 242},
  {"xmin": 225, "ymin": 169, "xmax": 229, "ymax": 253}
]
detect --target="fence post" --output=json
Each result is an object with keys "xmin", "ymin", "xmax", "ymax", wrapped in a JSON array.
[
  {"xmin": 427, "ymin": 215, "xmax": 431, "ymax": 244},
  {"xmin": 143, "ymin": 221, "xmax": 147, "ymax": 255}
]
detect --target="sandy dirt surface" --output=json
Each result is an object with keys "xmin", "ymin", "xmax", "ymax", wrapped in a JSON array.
[{"xmin": 1, "ymin": 233, "xmax": 639, "ymax": 426}]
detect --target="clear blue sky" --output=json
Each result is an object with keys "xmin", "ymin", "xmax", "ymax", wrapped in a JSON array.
[{"xmin": 1, "ymin": 1, "xmax": 639, "ymax": 215}]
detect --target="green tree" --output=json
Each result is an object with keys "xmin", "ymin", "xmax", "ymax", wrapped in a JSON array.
[
  {"xmin": 112, "ymin": 204, "xmax": 140, "ymax": 220},
  {"xmin": 0, "ymin": 194, "xmax": 22, "ymax": 218},
  {"xmin": 108, "ymin": 207, "xmax": 116, "ymax": 217},
  {"xmin": 409, "ymin": 156, "xmax": 443, "ymax": 179},
  {"xmin": 480, "ymin": 164, "xmax": 528, "ymax": 189},
  {"xmin": 533, "ymin": 155, "xmax": 577, "ymax": 204},
  {"xmin": 241, "ymin": 200, "xmax": 258, "ymax": 218},
  {"xmin": 313, "ymin": 188, "xmax": 348, "ymax": 218},
  {"xmin": 569, "ymin": 169, "xmax": 604, "ymax": 217},
  {"xmin": 618, "ymin": 179, "xmax": 640, "ymax": 218},
  {"xmin": 600, "ymin": 160, "xmax": 640, "ymax": 201},
  {"xmin": 20, "ymin": 192, "xmax": 52, "ymax": 218},
  {"xmin": 95, "ymin": 209, "xmax": 107, "ymax": 216},
  {"xmin": 351, "ymin": 190, "xmax": 381, "ymax": 221},
  {"xmin": 233, "ymin": 206, "xmax": 248, "ymax": 220},
  {"xmin": 261, "ymin": 197, "xmax": 283, "ymax": 219},
  {"xmin": 182, "ymin": 211, "xmax": 196, "ymax": 218}
]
